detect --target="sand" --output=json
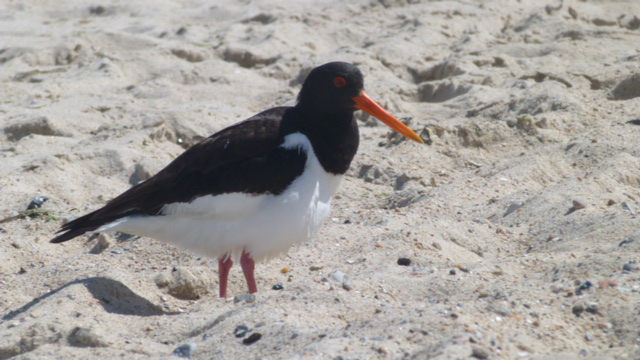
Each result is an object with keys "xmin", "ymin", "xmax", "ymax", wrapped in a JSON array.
[{"xmin": 1, "ymin": 0, "xmax": 640, "ymax": 359}]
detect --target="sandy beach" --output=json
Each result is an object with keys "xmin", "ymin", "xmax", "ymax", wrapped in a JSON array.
[{"xmin": 1, "ymin": 0, "xmax": 640, "ymax": 358}]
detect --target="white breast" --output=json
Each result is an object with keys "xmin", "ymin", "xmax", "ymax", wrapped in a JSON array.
[{"xmin": 98, "ymin": 132, "xmax": 343, "ymax": 262}]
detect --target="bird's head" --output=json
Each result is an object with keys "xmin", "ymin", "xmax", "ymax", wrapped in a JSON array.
[{"xmin": 297, "ymin": 62, "xmax": 424, "ymax": 144}]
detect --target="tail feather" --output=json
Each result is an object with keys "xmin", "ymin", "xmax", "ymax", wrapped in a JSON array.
[{"xmin": 50, "ymin": 208, "xmax": 140, "ymax": 243}]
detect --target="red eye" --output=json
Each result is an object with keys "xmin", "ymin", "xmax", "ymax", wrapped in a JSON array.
[{"xmin": 334, "ymin": 77, "xmax": 347, "ymax": 88}]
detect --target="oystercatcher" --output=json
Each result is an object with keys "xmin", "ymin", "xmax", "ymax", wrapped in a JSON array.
[{"xmin": 51, "ymin": 62, "xmax": 424, "ymax": 298}]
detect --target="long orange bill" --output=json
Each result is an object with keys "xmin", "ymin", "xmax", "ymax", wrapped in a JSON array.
[{"xmin": 353, "ymin": 91, "xmax": 424, "ymax": 144}]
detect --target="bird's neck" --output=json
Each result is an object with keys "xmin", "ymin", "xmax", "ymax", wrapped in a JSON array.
[{"xmin": 284, "ymin": 107, "xmax": 359, "ymax": 175}]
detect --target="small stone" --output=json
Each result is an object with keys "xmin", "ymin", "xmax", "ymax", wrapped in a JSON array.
[
  {"xmin": 504, "ymin": 202, "xmax": 524, "ymax": 217},
  {"xmin": 471, "ymin": 347, "xmax": 490, "ymax": 359},
  {"xmin": 172, "ymin": 343, "xmax": 197, "ymax": 358},
  {"xmin": 598, "ymin": 280, "xmax": 618, "ymax": 289},
  {"xmin": 397, "ymin": 258, "xmax": 412, "ymax": 266},
  {"xmin": 89, "ymin": 5, "xmax": 106, "ymax": 15},
  {"xmin": 623, "ymin": 262, "xmax": 638, "ymax": 272},
  {"xmin": 607, "ymin": 199, "xmax": 616, "ymax": 206},
  {"xmin": 110, "ymin": 249, "xmax": 123, "ymax": 254},
  {"xmin": 572, "ymin": 305, "xmax": 584, "ymax": 317},
  {"xmin": 27, "ymin": 196, "xmax": 49, "ymax": 210},
  {"xmin": 68, "ymin": 327, "xmax": 109, "ymax": 347},
  {"xmin": 576, "ymin": 281, "xmax": 593, "ymax": 294},
  {"xmin": 154, "ymin": 267, "xmax": 215, "ymax": 300},
  {"xmin": 272, "ymin": 283, "xmax": 284, "ymax": 291},
  {"xmin": 619, "ymin": 15, "xmax": 640, "ymax": 30},
  {"xmin": 233, "ymin": 294, "xmax": 256, "ymax": 304},
  {"xmin": 621, "ymin": 202, "xmax": 635, "ymax": 214},
  {"xmin": 572, "ymin": 200, "xmax": 587, "ymax": 210},
  {"xmin": 330, "ymin": 270, "xmax": 347, "ymax": 283},
  {"xmin": 309, "ymin": 265, "xmax": 324, "ymax": 271},
  {"xmin": 234, "ymin": 324, "xmax": 250, "ymax": 338},
  {"xmin": 242, "ymin": 332, "xmax": 262, "ymax": 345},
  {"xmin": 619, "ymin": 237, "xmax": 635, "ymax": 246},
  {"xmin": 280, "ymin": 267, "xmax": 290, "ymax": 274},
  {"xmin": 584, "ymin": 332, "xmax": 594, "ymax": 342},
  {"xmin": 585, "ymin": 304, "xmax": 599, "ymax": 314},
  {"xmin": 449, "ymin": 269, "xmax": 457, "ymax": 275}
]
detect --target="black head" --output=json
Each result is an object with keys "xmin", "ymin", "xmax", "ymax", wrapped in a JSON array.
[
  {"xmin": 296, "ymin": 62, "xmax": 364, "ymax": 113},
  {"xmin": 293, "ymin": 61, "xmax": 425, "ymax": 145}
]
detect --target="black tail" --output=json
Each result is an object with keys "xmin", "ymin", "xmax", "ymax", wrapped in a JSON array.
[{"xmin": 50, "ymin": 208, "xmax": 136, "ymax": 243}]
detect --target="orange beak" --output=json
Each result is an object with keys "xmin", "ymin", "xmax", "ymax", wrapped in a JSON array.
[{"xmin": 353, "ymin": 91, "xmax": 424, "ymax": 144}]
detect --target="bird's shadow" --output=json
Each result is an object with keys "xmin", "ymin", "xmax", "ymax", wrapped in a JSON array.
[{"xmin": 2, "ymin": 277, "xmax": 179, "ymax": 321}]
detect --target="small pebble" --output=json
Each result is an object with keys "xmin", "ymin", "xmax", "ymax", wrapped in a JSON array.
[
  {"xmin": 607, "ymin": 199, "xmax": 616, "ymax": 206},
  {"xmin": 619, "ymin": 237, "xmax": 635, "ymax": 246},
  {"xmin": 598, "ymin": 279, "xmax": 618, "ymax": 289},
  {"xmin": 68, "ymin": 327, "xmax": 108, "ymax": 347},
  {"xmin": 234, "ymin": 324, "xmax": 250, "ymax": 338},
  {"xmin": 576, "ymin": 281, "xmax": 593, "ymax": 294},
  {"xmin": 504, "ymin": 202, "xmax": 523, "ymax": 217},
  {"xmin": 621, "ymin": 202, "xmax": 635, "ymax": 214},
  {"xmin": 242, "ymin": 332, "xmax": 262, "ymax": 345},
  {"xmin": 330, "ymin": 270, "xmax": 346, "ymax": 283},
  {"xmin": 572, "ymin": 199, "xmax": 587, "ymax": 210},
  {"xmin": 397, "ymin": 258, "xmax": 412, "ymax": 266},
  {"xmin": 233, "ymin": 294, "xmax": 256, "ymax": 304},
  {"xmin": 110, "ymin": 249, "xmax": 123, "ymax": 254},
  {"xmin": 471, "ymin": 347, "xmax": 490, "ymax": 359},
  {"xmin": 272, "ymin": 283, "xmax": 284, "ymax": 291},
  {"xmin": 623, "ymin": 262, "xmax": 638, "ymax": 272},
  {"xmin": 27, "ymin": 196, "xmax": 49, "ymax": 210},
  {"xmin": 572, "ymin": 305, "xmax": 584, "ymax": 316},
  {"xmin": 280, "ymin": 267, "xmax": 290, "ymax": 274},
  {"xmin": 585, "ymin": 304, "xmax": 599, "ymax": 314},
  {"xmin": 449, "ymin": 269, "xmax": 457, "ymax": 275},
  {"xmin": 172, "ymin": 343, "xmax": 197, "ymax": 358},
  {"xmin": 309, "ymin": 265, "xmax": 324, "ymax": 271},
  {"xmin": 584, "ymin": 332, "xmax": 594, "ymax": 342},
  {"xmin": 89, "ymin": 5, "xmax": 106, "ymax": 15}
]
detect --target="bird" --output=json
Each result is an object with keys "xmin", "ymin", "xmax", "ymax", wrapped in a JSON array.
[{"xmin": 51, "ymin": 61, "xmax": 425, "ymax": 298}]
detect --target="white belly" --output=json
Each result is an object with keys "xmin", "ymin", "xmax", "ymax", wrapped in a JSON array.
[{"xmin": 98, "ymin": 133, "xmax": 343, "ymax": 262}]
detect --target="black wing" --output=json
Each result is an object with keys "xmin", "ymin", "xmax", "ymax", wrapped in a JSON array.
[{"xmin": 51, "ymin": 107, "xmax": 307, "ymax": 243}]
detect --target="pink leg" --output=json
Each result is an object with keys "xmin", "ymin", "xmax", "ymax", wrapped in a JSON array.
[
  {"xmin": 218, "ymin": 255, "xmax": 233, "ymax": 298},
  {"xmin": 240, "ymin": 249, "xmax": 258, "ymax": 294}
]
